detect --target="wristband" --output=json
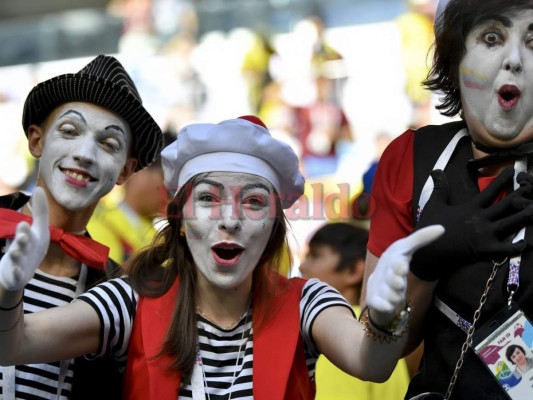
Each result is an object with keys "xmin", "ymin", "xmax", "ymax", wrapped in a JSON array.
[{"xmin": 0, "ymin": 295, "xmax": 23, "ymax": 311}]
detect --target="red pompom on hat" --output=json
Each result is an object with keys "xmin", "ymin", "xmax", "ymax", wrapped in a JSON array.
[{"xmin": 238, "ymin": 115, "xmax": 268, "ymax": 129}]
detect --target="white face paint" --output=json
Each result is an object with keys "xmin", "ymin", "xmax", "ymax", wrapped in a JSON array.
[
  {"xmin": 460, "ymin": 10, "xmax": 533, "ymax": 148},
  {"xmin": 38, "ymin": 102, "xmax": 132, "ymax": 211},
  {"xmin": 183, "ymin": 172, "xmax": 276, "ymax": 290}
]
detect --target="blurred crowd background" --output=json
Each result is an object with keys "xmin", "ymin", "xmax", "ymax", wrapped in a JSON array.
[{"xmin": 0, "ymin": 0, "xmax": 446, "ymax": 273}]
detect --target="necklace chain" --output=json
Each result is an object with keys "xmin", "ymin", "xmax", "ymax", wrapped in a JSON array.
[
  {"xmin": 196, "ymin": 306, "xmax": 247, "ymax": 330},
  {"xmin": 444, "ymin": 258, "xmax": 505, "ymax": 400}
]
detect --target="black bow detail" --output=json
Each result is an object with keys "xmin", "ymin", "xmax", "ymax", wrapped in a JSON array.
[{"xmin": 468, "ymin": 140, "xmax": 533, "ymax": 171}]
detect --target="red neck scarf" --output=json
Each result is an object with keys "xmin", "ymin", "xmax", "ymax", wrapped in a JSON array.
[{"xmin": 0, "ymin": 208, "xmax": 109, "ymax": 270}]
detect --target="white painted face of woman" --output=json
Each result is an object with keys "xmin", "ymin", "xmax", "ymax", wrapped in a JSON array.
[
  {"xmin": 460, "ymin": 10, "xmax": 533, "ymax": 148},
  {"xmin": 183, "ymin": 172, "xmax": 276, "ymax": 290}
]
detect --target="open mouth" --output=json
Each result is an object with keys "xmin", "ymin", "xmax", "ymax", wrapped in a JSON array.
[
  {"xmin": 211, "ymin": 243, "xmax": 244, "ymax": 266},
  {"xmin": 498, "ymin": 85, "xmax": 521, "ymax": 110},
  {"xmin": 212, "ymin": 245, "xmax": 244, "ymax": 260}
]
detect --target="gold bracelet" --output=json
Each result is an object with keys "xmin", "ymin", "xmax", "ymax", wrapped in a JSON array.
[
  {"xmin": 360, "ymin": 303, "xmax": 412, "ymax": 344},
  {"xmin": 0, "ymin": 301, "xmax": 23, "ymax": 333}
]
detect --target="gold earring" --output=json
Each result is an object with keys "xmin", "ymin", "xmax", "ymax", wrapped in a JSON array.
[{"xmin": 179, "ymin": 229, "xmax": 185, "ymax": 237}]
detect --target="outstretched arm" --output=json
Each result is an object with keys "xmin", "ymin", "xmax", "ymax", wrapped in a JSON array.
[
  {"xmin": 312, "ymin": 225, "xmax": 444, "ymax": 382},
  {"xmin": 0, "ymin": 187, "xmax": 100, "ymax": 365},
  {"xmin": 362, "ymin": 168, "xmax": 533, "ymax": 355},
  {"xmin": 0, "ymin": 299, "xmax": 101, "ymax": 365}
]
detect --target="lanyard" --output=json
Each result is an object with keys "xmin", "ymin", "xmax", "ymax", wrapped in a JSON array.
[
  {"xmin": 191, "ymin": 351, "xmax": 206, "ymax": 400},
  {"xmin": 506, "ymin": 159, "xmax": 526, "ymax": 304}
]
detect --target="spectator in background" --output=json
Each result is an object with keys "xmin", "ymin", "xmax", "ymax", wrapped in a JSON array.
[
  {"xmin": 300, "ymin": 222, "xmax": 410, "ymax": 400},
  {"xmin": 351, "ymin": 132, "xmax": 393, "ymax": 225},
  {"xmin": 306, "ymin": 14, "xmax": 343, "ymax": 74},
  {"xmin": 269, "ymin": 14, "xmax": 345, "ymax": 116},
  {"xmin": 241, "ymin": 30, "xmax": 276, "ymax": 114},
  {"xmin": 88, "ymin": 156, "xmax": 168, "ymax": 265},
  {"xmin": 292, "ymin": 73, "xmax": 354, "ymax": 178},
  {"xmin": 107, "ymin": 0, "xmax": 160, "ymax": 55},
  {"xmin": 396, "ymin": 0, "xmax": 436, "ymax": 129}
]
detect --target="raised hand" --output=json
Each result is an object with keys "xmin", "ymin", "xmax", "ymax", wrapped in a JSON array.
[
  {"xmin": 0, "ymin": 187, "xmax": 50, "ymax": 291},
  {"xmin": 411, "ymin": 167, "xmax": 533, "ymax": 281},
  {"xmin": 365, "ymin": 225, "xmax": 445, "ymax": 326}
]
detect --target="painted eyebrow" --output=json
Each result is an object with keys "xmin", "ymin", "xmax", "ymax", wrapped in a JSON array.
[
  {"xmin": 105, "ymin": 124, "xmax": 126, "ymax": 135},
  {"xmin": 58, "ymin": 110, "xmax": 125, "ymax": 136},
  {"xmin": 499, "ymin": 15, "xmax": 512, "ymax": 28},
  {"xmin": 480, "ymin": 16, "xmax": 533, "ymax": 33},
  {"xmin": 478, "ymin": 15, "xmax": 511, "ymax": 27},
  {"xmin": 196, "ymin": 179, "xmax": 271, "ymax": 193},
  {"xmin": 197, "ymin": 178, "xmax": 223, "ymax": 189},
  {"xmin": 486, "ymin": 15, "xmax": 533, "ymax": 31},
  {"xmin": 59, "ymin": 109, "xmax": 86, "ymax": 124},
  {"xmin": 242, "ymin": 182, "xmax": 272, "ymax": 193}
]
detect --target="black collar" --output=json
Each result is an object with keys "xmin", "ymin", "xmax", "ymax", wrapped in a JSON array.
[{"xmin": 468, "ymin": 140, "xmax": 533, "ymax": 171}]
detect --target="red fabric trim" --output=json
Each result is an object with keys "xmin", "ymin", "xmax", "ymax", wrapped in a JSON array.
[
  {"xmin": 368, "ymin": 130, "xmax": 415, "ymax": 257},
  {"xmin": 252, "ymin": 276, "xmax": 313, "ymax": 400},
  {"xmin": 0, "ymin": 208, "xmax": 109, "ymax": 270},
  {"xmin": 123, "ymin": 275, "xmax": 314, "ymax": 400},
  {"xmin": 368, "ymin": 130, "xmax": 508, "ymax": 258},
  {"xmin": 123, "ymin": 278, "xmax": 179, "ymax": 400}
]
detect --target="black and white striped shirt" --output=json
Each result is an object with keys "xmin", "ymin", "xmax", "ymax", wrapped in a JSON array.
[
  {"xmin": 78, "ymin": 277, "xmax": 353, "ymax": 400},
  {"xmin": 0, "ymin": 270, "xmax": 81, "ymax": 399}
]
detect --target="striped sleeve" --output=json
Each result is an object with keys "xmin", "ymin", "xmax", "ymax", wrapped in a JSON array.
[
  {"xmin": 75, "ymin": 277, "xmax": 138, "ymax": 363},
  {"xmin": 300, "ymin": 278, "xmax": 354, "ymax": 358}
]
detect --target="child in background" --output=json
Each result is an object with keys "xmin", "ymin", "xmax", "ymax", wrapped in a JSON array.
[{"xmin": 300, "ymin": 222, "xmax": 410, "ymax": 399}]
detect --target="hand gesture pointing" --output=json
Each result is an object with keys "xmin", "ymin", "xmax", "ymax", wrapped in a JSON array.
[{"xmin": 365, "ymin": 225, "xmax": 444, "ymax": 326}]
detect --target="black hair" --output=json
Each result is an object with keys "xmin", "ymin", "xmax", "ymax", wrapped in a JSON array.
[
  {"xmin": 505, "ymin": 344, "xmax": 527, "ymax": 364},
  {"xmin": 424, "ymin": 0, "xmax": 533, "ymax": 117},
  {"xmin": 308, "ymin": 222, "xmax": 368, "ymax": 272}
]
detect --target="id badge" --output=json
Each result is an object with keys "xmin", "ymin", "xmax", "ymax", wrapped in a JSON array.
[{"xmin": 471, "ymin": 302, "xmax": 533, "ymax": 400}]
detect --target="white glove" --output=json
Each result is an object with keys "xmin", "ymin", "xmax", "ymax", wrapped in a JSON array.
[
  {"xmin": 0, "ymin": 187, "xmax": 50, "ymax": 291},
  {"xmin": 365, "ymin": 225, "xmax": 445, "ymax": 325}
]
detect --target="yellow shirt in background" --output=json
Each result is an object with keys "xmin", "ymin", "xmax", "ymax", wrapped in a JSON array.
[
  {"xmin": 88, "ymin": 202, "xmax": 158, "ymax": 265},
  {"xmin": 315, "ymin": 305, "xmax": 410, "ymax": 400}
]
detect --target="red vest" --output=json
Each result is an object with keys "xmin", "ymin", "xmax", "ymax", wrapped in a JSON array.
[{"xmin": 123, "ymin": 275, "xmax": 315, "ymax": 400}]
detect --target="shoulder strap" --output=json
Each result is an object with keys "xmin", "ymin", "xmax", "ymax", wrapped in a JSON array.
[{"xmin": 412, "ymin": 120, "xmax": 468, "ymax": 221}]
